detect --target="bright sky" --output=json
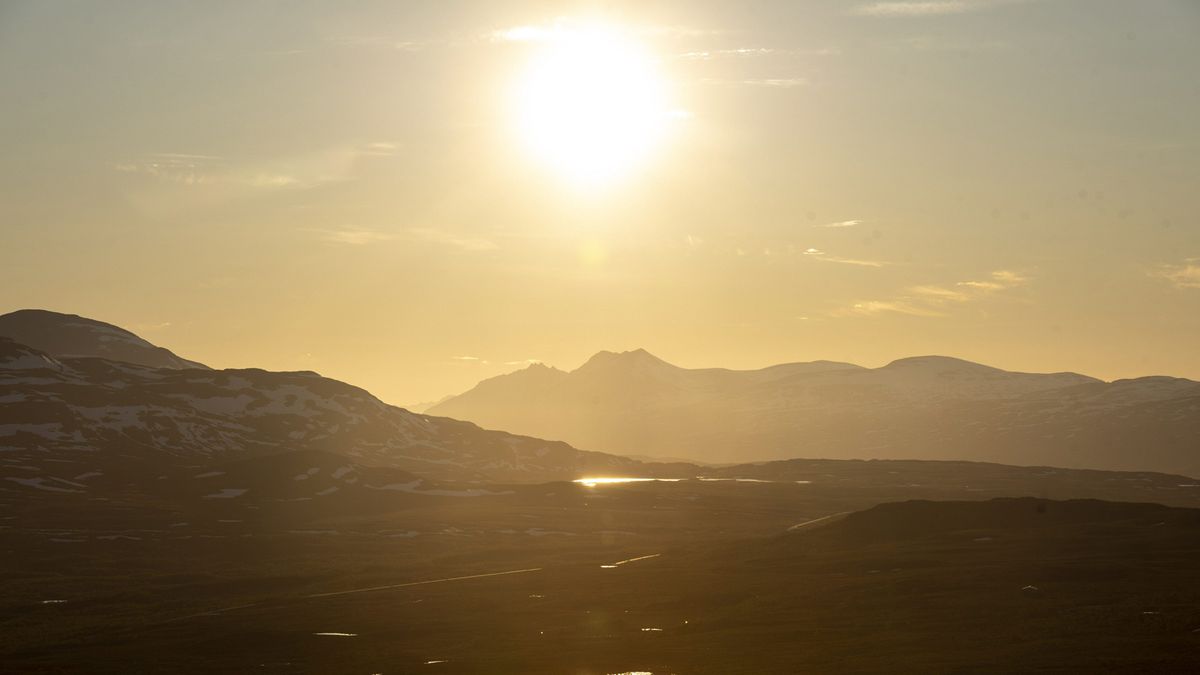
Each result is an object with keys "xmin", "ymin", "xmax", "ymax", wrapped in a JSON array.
[{"xmin": 2, "ymin": 0, "xmax": 1198, "ymax": 405}]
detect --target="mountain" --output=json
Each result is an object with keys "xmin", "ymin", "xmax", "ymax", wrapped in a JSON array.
[
  {"xmin": 0, "ymin": 309, "xmax": 208, "ymax": 369},
  {"xmin": 429, "ymin": 349, "xmax": 1200, "ymax": 475},
  {"xmin": 0, "ymin": 336, "xmax": 650, "ymax": 495}
]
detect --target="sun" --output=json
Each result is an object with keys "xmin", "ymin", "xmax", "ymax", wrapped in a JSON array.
[{"xmin": 508, "ymin": 22, "xmax": 678, "ymax": 188}]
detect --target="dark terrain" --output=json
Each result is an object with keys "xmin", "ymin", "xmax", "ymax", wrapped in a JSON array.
[
  {"xmin": 5, "ymin": 487, "xmax": 1200, "ymax": 674},
  {"xmin": 3, "ymin": 310, "xmax": 1200, "ymax": 673}
]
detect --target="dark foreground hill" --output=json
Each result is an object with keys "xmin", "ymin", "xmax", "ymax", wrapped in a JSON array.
[
  {"xmin": 0, "ymin": 309, "xmax": 209, "ymax": 369},
  {"xmin": 0, "ymin": 336, "xmax": 646, "ymax": 487},
  {"xmin": 5, "ymin": 494, "xmax": 1200, "ymax": 674}
]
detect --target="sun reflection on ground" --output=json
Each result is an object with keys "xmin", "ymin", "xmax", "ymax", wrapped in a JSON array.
[{"xmin": 573, "ymin": 477, "xmax": 682, "ymax": 487}]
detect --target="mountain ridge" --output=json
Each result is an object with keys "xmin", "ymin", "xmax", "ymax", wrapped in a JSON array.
[
  {"xmin": 0, "ymin": 309, "xmax": 208, "ymax": 370},
  {"xmin": 429, "ymin": 348, "xmax": 1200, "ymax": 475}
]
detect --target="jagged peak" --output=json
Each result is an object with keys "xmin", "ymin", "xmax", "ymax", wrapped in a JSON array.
[{"xmin": 577, "ymin": 348, "xmax": 676, "ymax": 371}]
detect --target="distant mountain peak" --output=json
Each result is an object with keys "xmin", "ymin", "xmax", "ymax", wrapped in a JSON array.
[
  {"xmin": 579, "ymin": 348, "xmax": 675, "ymax": 371},
  {"xmin": 882, "ymin": 355, "xmax": 1001, "ymax": 372}
]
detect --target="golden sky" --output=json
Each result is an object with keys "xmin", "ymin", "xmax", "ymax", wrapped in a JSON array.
[{"xmin": 2, "ymin": 0, "xmax": 1198, "ymax": 405}]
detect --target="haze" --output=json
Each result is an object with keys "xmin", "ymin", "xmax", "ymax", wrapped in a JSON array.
[{"xmin": 2, "ymin": 0, "xmax": 1198, "ymax": 406}]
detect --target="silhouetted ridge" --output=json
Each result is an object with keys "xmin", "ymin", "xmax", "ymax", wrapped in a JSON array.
[
  {"xmin": 577, "ymin": 348, "xmax": 677, "ymax": 371},
  {"xmin": 0, "ymin": 309, "xmax": 208, "ymax": 370}
]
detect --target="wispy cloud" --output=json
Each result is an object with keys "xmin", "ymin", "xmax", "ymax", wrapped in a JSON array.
[
  {"xmin": 129, "ymin": 321, "xmax": 173, "ymax": 332},
  {"xmin": 853, "ymin": 0, "xmax": 1027, "ymax": 17},
  {"xmin": 844, "ymin": 300, "xmax": 947, "ymax": 317},
  {"xmin": 324, "ymin": 36, "xmax": 427, "ymax": 51},
  {"xmin": 816, "ymin": 219, "xmax": 862, "ymax": 228},
  {"xmin": 312, "ymin": 226, "xmax": 497, "ymax": 251},
  {"xmin": 742, "ymin": 78, "xmax": 808, "ymax": 88},
  {"xmin": 700, "ymin": 77, "xmax": 809, "ymax": 88},
  {"xmin": 1152, "ymin": 258, "xmax": 1200, "ymax": 289},
  {"xmin": 113, "ymin": 142, "xmax": 396, "ymax": 192},
  {"xmin": 492, "ymin": 20, "xmax": 718, "ymax": 44},
  {"xmin": 910, "ymin": 285, "xmax": 970, "ymax": 302},
  {"xmin": 676, "ymin": 47, "xmax": 840, "ymax": 60},
  {"xmin": 678, "ymin": 47, "xmax": 777, "ymax": 59},
  {"xmin": 803, "ymin": 247, "xmax": 887, "ymax": 267},
  {"xmin": 408, "ymin": 227, "xmax": 498, "ymax": 252},
  {"xmin": 855, "ymin": 1, "xmax": 973, "ymax": 16},
  {"xmin": 958, "ymin": 269, "xmax": 1027, "ymax": 291},
  {"xmin": 836, "ymin": 269, "xmax": 1029, "ymax": 317},
  {"xmin": 315, "ymin": 229, "xmax": 402, "ymax": 245}
]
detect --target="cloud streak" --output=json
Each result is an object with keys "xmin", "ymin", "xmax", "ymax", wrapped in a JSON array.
[
  {"xmin": 114, "ymin": 142, "xmax": 397, "ymax": 191},
  {"xmin": 853, "ymin": 0, "xmax": 1028, "ymax": 17},
  {"xmin": 803, "ymin": 247, "xmax": 887, "ymax": 267},
  {"xmin": 837, "ymin": 269, "xmax": 1029, "ymax": 317},
  {"xmin": 408, "ymin": 228, "xmax": 499, "ymax": 252},
  {"xmin": 313, "ymin": 227, "xmax": 498, "ymax": 252},
  {"xmin": 815, "ymin": 219, "xmax": 862, "ymax": 228},
  {"xmin": 1152, "ymin": 258, "xmax": 1200, "ymax": 289},
  {"xmin": 492, "ymin": 20, "xmax": 718, "ymax": 44},
  {"xmin": 315, "ymin": 229, "xmax": 402, "ymax": 245}
]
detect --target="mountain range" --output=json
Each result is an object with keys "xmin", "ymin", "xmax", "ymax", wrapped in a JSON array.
[
  {"xmin": 0, "ymin": 311, "xmax": 647, "ymax": 497},
  {"xmin": 429, "ymin": 348, "xmax": 1200, "ymax": 475}
]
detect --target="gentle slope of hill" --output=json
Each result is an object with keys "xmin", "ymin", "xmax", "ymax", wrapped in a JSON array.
[
  {"xmin": 0, "ymin": 337, "xmax": 646, "ymax": 489},
  {"xmin": 0, "ymin": 309, "xmax": 208, "ymax": 369}
]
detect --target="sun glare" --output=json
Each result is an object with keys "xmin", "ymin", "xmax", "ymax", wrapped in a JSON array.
[{"xmin": 509, "ymin": 22, "xmax": 678, "ymax": 187}]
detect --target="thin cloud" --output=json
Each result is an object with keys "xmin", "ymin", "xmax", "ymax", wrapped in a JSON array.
[
  {"xmin": 842, "ymin": 300, "xmax": 947, "ymax": 317},
  {"xmin": 910, "ymin": 285, "xmax": 970, "ymax": 302},
  {"xmin": 853, "ymin": 0, "xmax": 1028, "ymax": 16},
  {"xmin": 959, "ymin": 269, "xmax": 1028, "ymax": 291},
  {"xmin": 362, "ymin": 142, "xmax": 399, "ymax": 156},
  {"xmin": 324, "ymin": 36, "xmax": 427, "ymax": 51},
  {"xmin": 315, "ymin": 229, "xmax": 401, "ymax": 245},
  {"xmin": 312, "ymin": 226, "xmax": 497, "ymax": 251},
  {"xmin": 1152, "ymin": 258, "xmax": 1200, "ymax": 289},
  {"xmin": 677, "ymin": 47, "xmax": 840, "ymax": 60},
  {"xmin": 408, "ymin": 227, "xmax": 498, "ymax": 252},
  {"xmin": 815, "ymin": 219, "xmax": 862, "ymax": 228},
  {"xmin": 113, "ymin": 143, "xmax": 394, "ymax": 191},
  {"xmin": 129, "ymin": 321, "xmax": 173, "ymax": 332},
  {"xmin": 855, "ymin": 1, "xmax": 972, "ymax": 15},
  {"xmin": 741, "ymin": 78, "xmax": 808, "ymax": 88},
  {"xmin": 803, "ymin": 247, "xmax": 887, "ymax": 267},
  {"xmin": 836, "ymin": 269, "xmax": 1029, "ymax": 318},
  {"xmin": 492, "ymin": 20, "xmax": 718, "ymax": 44},
  {"xmin": 448, "ymin": 356, "xmax": 491, "ymax": 366}
]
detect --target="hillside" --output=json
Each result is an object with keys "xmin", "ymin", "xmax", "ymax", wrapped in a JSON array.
[
  {"xmin": 0, "ymin": 309, "xmax": 209, "ymax": 369},
  {"xmin": 0, "ymin": 336, "xmax": 645, "ymax": 489}
]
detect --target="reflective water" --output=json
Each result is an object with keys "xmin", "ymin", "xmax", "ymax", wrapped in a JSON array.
[
  {"xmin": 601, "ymin": 553, "xmax": 661, "ymax": 569},
  {"xmin": 573, "ymin": 477, "xmax": 681, "ymax": 487},
  {"xmin": 575, "ymin": 476, "xmax": 812, "ymax": 486}
]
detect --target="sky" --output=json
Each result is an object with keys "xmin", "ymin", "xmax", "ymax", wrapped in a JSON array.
[{"xmin": 2, "ymin": 0, "xmax": 1198, "ymax": 405}]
